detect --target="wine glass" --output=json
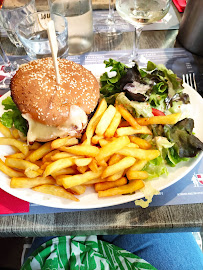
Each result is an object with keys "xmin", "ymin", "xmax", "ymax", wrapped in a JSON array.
[
  {"xmin": 0, "ymin": 42, "xmax": 19, "ymax": 89},
  {"xmin": 94, "ymin": 0, "xmax": 123, "ymax": 35},
  {"xmin": 116, "ymin": 0, "xmax": 171, "ymax": 65}
]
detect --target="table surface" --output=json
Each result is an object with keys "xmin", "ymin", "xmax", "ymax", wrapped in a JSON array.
[{"xmin": 0, "ymin": 3, "xmax": 203, "ymax": 237}]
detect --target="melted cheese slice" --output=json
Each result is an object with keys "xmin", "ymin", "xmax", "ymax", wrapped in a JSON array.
[{"xmin": 23, "ymin": 105, "xmax": 88, "ymax": 143}]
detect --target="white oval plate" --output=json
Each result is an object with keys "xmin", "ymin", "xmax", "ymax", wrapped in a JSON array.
[{"xmin": 0, "ymin": 64, "xmax": 202, "ymax": 209}]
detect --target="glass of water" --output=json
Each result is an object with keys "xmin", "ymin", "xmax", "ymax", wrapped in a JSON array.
[
  {"xmin": 0, "ymin": 0, "xmax": 37, "ymax": 47},
  {"xmin": 116, "ymin": 0, "xmax": 171, "ymax": 65},
  {"xmin": 49, "ymin": 0, "xmax": 93, "ymax": 55},
  {"xmin": 15, "ymin": 12, "xmax": 69, "ymax": 60}
]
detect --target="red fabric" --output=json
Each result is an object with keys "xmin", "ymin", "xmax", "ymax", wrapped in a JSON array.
[
  {"xmin": 0, "ymin": 189, "xmax": 29, "ymax": 214},
  {"xmin": 172, "ymin": 0, "xmax": 186, "ymax": 12}
]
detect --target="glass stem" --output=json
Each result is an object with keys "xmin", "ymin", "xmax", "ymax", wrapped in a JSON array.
[
  {"xmin": 0, "ymin": 42, "xmax": 10, "ymax": 66},
  {"xmin": 131, "ymin": 26, "xmax": 143, "ymax": 61},
  {"xmin": 107, "ymin": 0, "xmax": 115, "ymax": 23}
]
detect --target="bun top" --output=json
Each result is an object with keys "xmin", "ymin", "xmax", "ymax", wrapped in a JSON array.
[{"xmin": 11, "ymin": 58, "xmax": 100, "ymax": 126}]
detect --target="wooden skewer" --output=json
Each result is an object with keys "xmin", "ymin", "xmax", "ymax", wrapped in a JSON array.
[{"xmin": 47, "ymin": 20, "xmax": 61, "ymax": 84}]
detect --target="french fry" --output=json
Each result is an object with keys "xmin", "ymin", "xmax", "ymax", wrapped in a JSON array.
[
  {"xmin": 0, "ymin": 122, "xmax": 12, "ymax": 137},
  {"xmin": 88, "ymin": 159, "xmax": 98, "ymax": 172},
  {"xmin": 75, "ymin": 157, "xmax": 92, "ymax": 167},
  {"xmin": 5, "ymin": 152, "xmax": 26, "ymax": 159},
  {"xmin": 95, "ymin": 105, "xmax": 116, "ymax": 136},
  {"xmin": 127, "ymin": 143, "xmax": 139, "ymax": 148},
  {"xmin": 98, "ymin": 179, "xmax": 144, "ymax": 197},
  {"xmin": 129, "ymin": 136, "xmax": 151, "ymax": 149},
  {"xmin": 28, "ymin": 142, "xmax": 52, "ymax": 162},
  {"xmin": 12, "ymin": 129, "xmax": 20, "ymax": 139},
  {"xmin": 29, "ymin": 142, "xmax": 42, "ymax": 150},
  {"xmin": 24, "ymin": 168, "xmax": 44, "ymax": 178},
  {"xmin": 104, "ymin": 110, "xmax": 121, "ymax": 138},
  {"xmin": 62, "ymin": 168, "xmax": 103, "ymax": 189},
  {"xmin": 41, "ymin": 162, "xmax": 51, "ymax": 170},
  {"xmin": 51, "ymin": 152, "xmax": 75, "ymax": 161},
  {"xmin": 77, "ymin": 165, "xmax": 88, "ymax": 174},
  {"xmin": 51, "ymin": 137, "xmax": 78, "ymax": 149},
  {"xmin": 126, "ymin": 170, "xmax": 149, "ymax": 180},
  {"xmin": 117, "ymin": 105, "xmax": 141, "ymax": 129},
  {"xmin": 69, "ymin": 185, "xmax": 86, "ymax": 195},
  {"xmin": 108, "ymin": 154, "xmax": 123, "ymax": 166},
  {"xmin": 5, "ymin": 158, "xmax": 39, "ymax": 171},
  {"xmin": 42, "ymin": 150, "xmax": 60, "ymax": 162},
  {"xmin": 119, "ymin": 120, "xmax": 129, "ymax": 127},
  {"xmin": 116, "ymin": 126, "xmax": 152, "ymax": 137},
  {"xmin": 33, "ymin": 160, "xmax": 43, "ymax": 167},
  {"xmin": 95, "ymin": 177, "xmax": 127, "ymax": 192},
  {"xmin": 106, "ymin": 170, "xmax": 124, "ymax": 182},
  {"xmin": 58, "ymin": 146, "xmax": 83, "ymax": 155},
  {"xmin": 25, "ymin": 150, "xmax": 34, "ymax": 161},
  {"xmin": 55, "ymin": 174, "xmax": 68, "ymax": 186},
  {"xmin": 0, "ymin": 159, "xmax": 24, "ymax": 177},
  {"xmin": 102, "ymin": 157, "xmax": 136, "ymax": 179},
  {"xmin": 81, "ymin": 132, "xmax": 87, "ymax": 143},
  {"xmin": 85, "ymin": 178, "xmax": 106, "ymax": 185},
  {"xmin": 10, "ymin": 176, "xmax": 55, "ymax": 188},
  {"xmin": 96, "ymin": 136, "xmax": 130, "ymax": 163},
  {"xmin": 117, "ymin": 147, "xmax": 160, "ymax": 160},
  {"xmin": 98, "ymin": 138, "xmax": 108, "ymax": 147},
  {"xmin": 32, "ymin": 184, "xmax": 79, "ymax": 202},
  {"xmin": 0, "ymin": 137, "xmax": 29, "ymax": 155},
  {"xmin": 135, "ymin": 113, "xmax": 181, "ymax": 126},
  {"xmin": 128, "ymin": 160, "xmax": 148, "ymax": 172},
  {"xmin": 91, "ymin": 135, "xmax": 104, "ymax": 145},
  {"xmin": 99, "ymin": 160, "xmax": 108, "ymax": 167},
  {"xmin": 61, "ymin": 145, "xmax": 99, "ymax": 157},
  {"xmin": 84, "ymin": 98, "xmax": 107, "ymax": 144},
  {"xmin": 43, "ymin": 157, "xmax": 75, "ymax": 177},
  {"xmin": 51, "ymin": 167, "xmax": 77, "ymax": 178}
]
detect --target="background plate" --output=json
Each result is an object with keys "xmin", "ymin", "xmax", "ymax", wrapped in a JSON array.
[{"xmin": 0, "ymin": 64, "xmax": 202, "ymax": 209}]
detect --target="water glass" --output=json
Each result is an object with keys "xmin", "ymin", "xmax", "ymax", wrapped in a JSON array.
[
  {"xmin": 49, "ymin": 0, "xmax": 93, "ymax": 55},
  {"xmin": 0, "ymin": 0, "xmax": 37, "ymax": 47},
  {"xmin": 15, "ymin": 12, "xmax": 69, "ymax": 60}
]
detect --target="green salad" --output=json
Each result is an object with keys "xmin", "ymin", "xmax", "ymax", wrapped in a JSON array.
[{"xmin": 100, "ymin": 59, "xmax": 203, "ymax": 180}]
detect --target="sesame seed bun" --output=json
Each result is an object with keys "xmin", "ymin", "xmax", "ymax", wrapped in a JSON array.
[{"xmin": 10, "ymin": 58, "xmax": 100, "ymax": 127}]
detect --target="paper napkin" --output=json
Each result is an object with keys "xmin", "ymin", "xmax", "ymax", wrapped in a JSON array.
[
  {"xmin": 0, "ymin": 189, "xmax": 29, "ymax": 214},
  {"xmin": 172, "ymin": 0, "xmax": 186, "ymax": 12}
]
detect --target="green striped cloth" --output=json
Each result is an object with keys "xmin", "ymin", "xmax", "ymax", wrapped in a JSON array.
[{"xmin": 21, "ymin": 236, "xmax": 157, "ymax": 270}]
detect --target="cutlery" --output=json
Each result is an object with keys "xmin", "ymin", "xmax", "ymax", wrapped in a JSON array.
[{"xmin": 182, "ymin": 73, "xmax": 197, "ymax": 90}]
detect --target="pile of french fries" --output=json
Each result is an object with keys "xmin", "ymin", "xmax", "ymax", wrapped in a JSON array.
[{"xmin": 0, "ymin": 99, "xmax": 181, "ymax": 202}]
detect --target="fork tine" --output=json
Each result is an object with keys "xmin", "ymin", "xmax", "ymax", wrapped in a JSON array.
[
  {"xmin": 186, "ymin": 74, "xmax": 189, "ymax": 85},
  {"xmin": 189, "ymin": 73, "xmax": 193, "ymax": 88},
  {"xmin": 182, "ymin": 74, "xmax": 185, "ymax": 84},
  {"xmin": 193, "ymin": 73, "xmax": 197, "ymax": 90}
]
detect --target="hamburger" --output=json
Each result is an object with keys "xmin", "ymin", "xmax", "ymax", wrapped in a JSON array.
[{"xmin": 10, "ymin": 58, "xmax": 100, "ymax": 143}]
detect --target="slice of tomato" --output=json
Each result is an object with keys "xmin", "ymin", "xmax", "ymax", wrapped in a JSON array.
[{"xmin": 152, "ymin": 108, "xmax": 165, "ymax": 116}]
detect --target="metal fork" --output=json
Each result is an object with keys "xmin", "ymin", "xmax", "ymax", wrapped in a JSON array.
[{"xmin": 182, "ymin": 73, "xmax": 197, "ymax": 90}]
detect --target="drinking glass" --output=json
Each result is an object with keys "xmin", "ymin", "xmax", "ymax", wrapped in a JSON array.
[
  {"xmin": 49, "ymin": 0, "xmax": 93, "ymax": 55},
  {"xmin": 0, "ymin": 0, "xmax": 37, "ymax": 47},
  {"xmin": 15, "ymin": 12, "xmax": 69, "ymax": 60},
  {"xmin": 116, "ymin": 0, "xmax": 171, "ymax": 65},
  {"xmin": 94, "ymin": 0, "xmax": 122, "ymax": 34}
]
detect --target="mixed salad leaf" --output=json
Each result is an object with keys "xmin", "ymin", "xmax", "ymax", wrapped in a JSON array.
[
  {"xmin": 0, "ymin": 96, "xmax": 28, "ymax": 136},
  {"xmin": 100, "ymin": 59, "xmax": 203, "ymax": 178},
  {"xmin": 100, "ymin": 59, "xmax": 189, "ymax": 113}
]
